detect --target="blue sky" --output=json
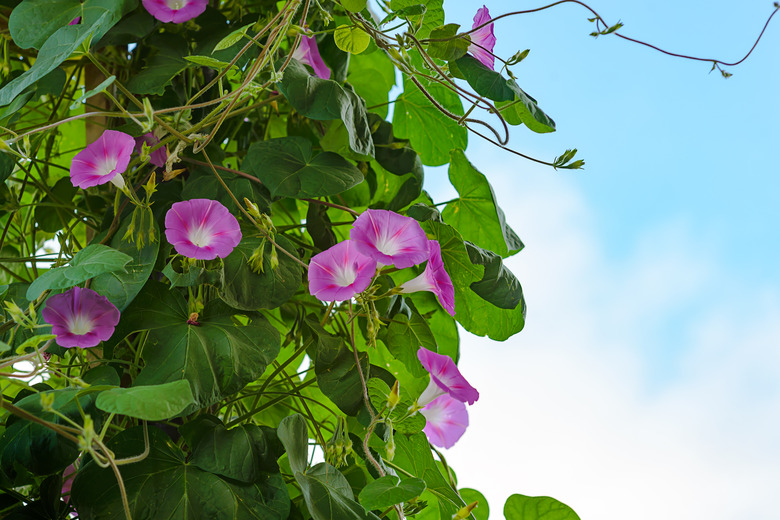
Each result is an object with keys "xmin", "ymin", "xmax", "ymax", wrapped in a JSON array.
[{"xmin": 414, "ymin": 1, "xmax": 780, "ymax": 518}]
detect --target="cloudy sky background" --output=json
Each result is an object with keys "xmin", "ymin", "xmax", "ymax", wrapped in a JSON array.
[{"xmin": 420, "ymin": 1, "xmax": 780, "ymax": 518}]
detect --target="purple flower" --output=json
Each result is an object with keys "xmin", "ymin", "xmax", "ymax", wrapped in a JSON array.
[
  {"xmin": 291, "ymin": 36, "xmax": 331, "ymax": 80},
  {"xmin": 399, "ymin": 240, "xmax": 455, "ymax": 316},
  {"xmin": 469, "ymin": 5, "xmax": 496, "ymax": 70},
  {"xmin": 164, "ymin": 199, "xmax": 242, "ymax": 260},
  {"xmin": 69, "ymin": 16, "xmax": 81, "ymax": 25},
  {"xmin": 70, "ymin": 130, "xmax": 134, "ymax": 190},
  {"xmin": 142, "ymin": 0, "xmax": 207, "ymax": 23},
  {"xmin": 417, "ymin": 347, "xmax": 479, "ymax": 406},
  {"xmin": 134, "ymin": 132, "xmax": 167, "ymax": 168},
  {"xmin": 42, "ymin": 287, "xmax": 120, "ymax": 349},
  {"xmin": 308, "ymin": 240, "xmax": 377, "ymax": 301},
  {"xmin": 350, "ymin": 209, "xmax": 429, "ymax": 269},
  {"xmin": 421, "ymin": 394, "xmax": 469, "ymax": 449}
]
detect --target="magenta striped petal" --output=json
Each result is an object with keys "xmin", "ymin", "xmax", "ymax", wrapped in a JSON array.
[
  {"xmin": 70, "ymin": 130, "xmax": 134, "ymax": 189},
  {"xmin": 134, "ymin": 133, "xmax": 167, "ymax": 168},
  {"xmin": 350, "ymin": 209, "xmax": 429, "ymax": 268},
  {"xmin": 421, "ymin": 394, "xmax": 469, "ymax": 449},
  {"xmin": 42, "ymin": 287, "xmax": 120, "ymax": 349},
  {"xmin": 399, "ymin": 240, "xmax": 455, "ymax": 316},
  {"xmin": 308, "ymin": 240, "xmax": 377, "ymax": 301},
  {"xmin": 142, "ymin": 0, "xmax": 207, "ymax": 23},
  {"xmin": 164, "ymin": 199, "xmax": 242, "ymax": 260},
  {"xmin": 469, "ymin": 5, "xmax": 496, "ymax": 70},
  {"xmin": 417, "ymin": 347, "xmax": 479, "ymax": 405},
  {"xmin": 291, "ymin": 36, "xmax": 332, "ymax": 80}
]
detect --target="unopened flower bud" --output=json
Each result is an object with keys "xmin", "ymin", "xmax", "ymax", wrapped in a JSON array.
[
  {"xmin": 269, "ymin": 245, "xmax": 279, "ymax": 270},
  {"xmin": 453, "ymin": 501, "xmax": 479, "ymax": 520},
  {"xmin": 248, "ymin": 241, "xmax": 266, "ymax": 274},
  {"xmin": 324, "ymin": 417, "xmax": 353, "ymax": 467},
  {"xmin": 244, "ymin": 197, "xmax": 261, "ymax": 219},
  {"xmin": 4, "ymin": 301, "xmax": 27, "ymax": 325},
  {"xmin": 39, "ymin": 392, "xmax": 55, "ymax": 411},
  {"xmin": 387, "ymin": 380, "xmax": 400, "ymax": 411}
]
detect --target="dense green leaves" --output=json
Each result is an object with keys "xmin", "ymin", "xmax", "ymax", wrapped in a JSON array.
[
  {"xmin": 452, "ymin": 54, "xmax": 516, "ymax": 102},
  {"xmin": 1, "ymin": 1, "xmax": 133, "ymax": 105},
  {"xmin": 220, "ymin": 235, "xmax": 302, "ymax": 310},
  {"xmin": 504, "ymin": 494, "xmax": 581, "ymax": 520},
  {"xmin": 27, "ymin": 244, "xmax": 132, "ymax": 300},
  {"xmin": 443, "ymin": 150, "xmax": 523, "ymax": 258},
  {"xmin": 390, "ymin": 0, "xmax": 444, "ymax": 39},
  {"xmin": 115, "ymin": 282, "xmax": 281, "ymax": 413},
  {"xmin": 95, "ymin": 380, "xmax": 195, "ymax": 421},
  {"xmin": 393, "ymin": 76, "xmax": 467, "ymax": 166},
  {"xmin": 72, "ymin": 427, "xmax": 290, "ymax": 520},
  {"xmin": 126, "ymin": 33, "xmax": 189, "ymax": 95},
  {"xmin": 347, "ymin": 51, "xmax": 395, "ymax": 118},
  {"xmin": 243, "ymin": 137, "xmax": 364, "ymax": 199},
  {"xmin": 278, "ymin": 60, "xmax": 374, "ymax": 156}
]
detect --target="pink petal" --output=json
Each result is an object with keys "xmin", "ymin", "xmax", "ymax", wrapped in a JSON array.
[
  {"xmin": 350, "ymin": 209, "xmax": 430, "ymax": 268},
  {"xmin": 418, "ymin": 347, "xmax": 479, "ymax": 405},
  {"xmin": 421, "ymin": 395, "xmax": 469, "ymax": 449},
  {"xmin": 70, "ymin": 130, "xmax": 134, "ymax": 189},
  {"xmin": 134, "ymin": 133, "xmax": 167, "ymax": 168},
  {"xmin": 291, "ymin": 36, "xmax": 331, "ymax": 80},
  {"xmin": 164, "ymin": 199, "xmax": 242, "ymax": 260},
  {"xmin": 469, "ymin": 5, "xmax": 496, "ymax": 70},
  {"xmin": 142, "ymin": 0, "xmax": 207, "ymax": 23},
  {"xmin": 400, "ymin": 240, "xmax": 455, "ymax": 316},
  {"xmin": 42, "ymin": 287, "xmax": 120, "ymax": 349},
  {"xmin": 69, "ymin": 16, "xmax": 81, "ymax": 25},
  {"xmin": 308, "ymin": 240, "xmax": 377, "ymax": 301}
]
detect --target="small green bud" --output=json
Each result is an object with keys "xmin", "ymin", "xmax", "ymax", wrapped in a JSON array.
[
  {"xmin": 453, "ymin": 501, "xmax": 479, "ymax": 520},
  {"xmin": 387, "ymin": 380, "xmax": 400, "ymax": 411},
  {"xmin": 39, "ymin": 392, "xmax": 55, "ymax": 411},
  {"xmin": 248, "ymin": 240, "xmax": 266, "ymax": 274},
  {"xmin": 4, "ymin": 301, "xmax": 27, "ymax": 325},
  {"xmin": 269, "ymin": 246, "xmax": 279, "ymax": 271},
  {"xmin": 324, "ymin": 417, "xmax": 353, "ymax": 467}
]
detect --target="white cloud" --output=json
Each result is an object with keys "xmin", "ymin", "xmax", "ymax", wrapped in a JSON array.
[{"xmin": 436, "ymin": 162, "xmax": 780, "ymax": 520}]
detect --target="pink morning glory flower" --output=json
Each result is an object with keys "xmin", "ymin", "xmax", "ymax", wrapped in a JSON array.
[
  {"xmin": 469, "ymin": 5, "xmax": 496, "ymax": 70},
  {"xmin": 70, "ymin": 129, "xmax": 134, "ymax": 190},
  {"xmin": 42, "ymin": 287, "xmax": 120, "ymax": 349},
  {"xmin": 421, "ymin": 394, "xmax": 469, "ymax": 449},
  {"xmin": 291, "ymin": 36, "xmax": 331, "ymax": 80},
  {"xmin": 417, "ymin": 347, "xmax": 479, "ymax": 406},
  {"xmin": 308, "ymin": 240, "xmax": 377, "ymax": 301},
  {"xmin": 350, "ymin": 209, "xmax": 430, "ymax": 269},
  {"xmin": 164, "ymin": 199, "xmax": 242, "ymax": 260},
  {"xmin": 399, "ymin": 240, "xmax": 455, "ymax": 316},
  {"xmin": 69, "ymin": 16, "xmax": 81, "ymax": 25},
  {"xmin": 134, "ymin": 132, "xmax": 167, "ymax": 168},
  {"xmin": 142, "ymin": 0, "xmax": 207, "ymax": 23}
]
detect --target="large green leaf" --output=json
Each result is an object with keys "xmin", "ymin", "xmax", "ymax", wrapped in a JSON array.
[
  {"xmin": 393, "ymin": 76, "xmax": 467, "ymax": 167},
  {"xmin": 496, "ymin": 81, "xmax": 556, "ymax": 134},
  {"xmin": 182, "ymin": 168, "xmax": 271, "ymax": 216},
  {"xmin": 426, "ymin": 24, "xmax": 470, "ymax": 61},
  {"xmin": 1, "ymin": 1, "xmax": 132, "ymax": 105},
  {"xmin": 451, "ymin": 54, "xmax": 515, "ymax": 102},
  {"xmin": 378, "ymin": 310, "xmax": 435, "ymax": 378},
  {"xmin": 347, "ymin": 51, "xmax": 396, "ymax": 118},
  {"xmin": 393, "ymin": 433, "xmax": 464, "ymax": 516},
  {"xmin": 277, "ymin": 413, "xmax": 309, "ymax": 474},
  {"xmin": 297, "ymin": 463, "xmax": 381, "ymax": 520},
  {"xmin": 243, "ymin": 137, "xmax": 364, "ymax": 199},
  {"xmin": 27, "ymin": 244, "xmax": 133, "ymax": 300},
  {"xmin": 95, "ymin": 380, "xmax": 195, "ymax": 421},
  {"xmin": 113, "ymin": 281, "xmax": 281, "ymax": 413},
  {"xmin": 220, "ymin": 235, "xmax": 302, "ymax": 310},
  {"xmin": 180, "ymin": 415, "xmax": 277, "ymax": 483},
  {"xmin": 90, "ymin": 216, "xmax": 160, "ymax": 312},
  {"xmin": 465, "ymin": 241, "xmax": 524, "ymax": 310},
  {"xmin": 71, "ymin": 427, "xmax": 290, "ymax": 520},
  {"xmin": 442, "ymin": 150, "xmax": 523, "ymax": 258},
  {"xmin": 33, "ymin": 177, "xmax": 76, "ymax": 233},
  {"xmin": 9, "ymin": 0, "xmax": 136, "ymax": 50},
  {"xmin": 359, "ymin": 475, "xmax": 426, "ymax": 511},
  {"xmin": 278, "ymin": 60, "xmax": 374, "ymax": 156},
  {"xmin": 369, "ymin": 114, "xmax": 424, "ymax": 179},
  {"xmin": 306, "ymin": 318, "xmax": 368, "ymax": 416},
  {"xmin": 503, "ymin": 494, "xmax": 581, "ymax": 520}
]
